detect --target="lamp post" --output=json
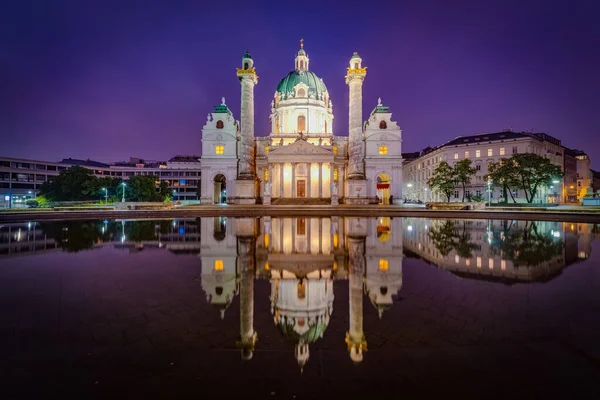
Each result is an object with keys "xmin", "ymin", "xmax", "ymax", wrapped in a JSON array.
[
  {"xmin": 103, "ymin": 187, "xmax": 108, "ymax": 205},
  {"xmin": 172, "ymin": 189, "xmax": 177, "ymax": 201},
  {"xmin": 121, "ymin": 182, "xmax": 126, "ymax": 202},
  {"xmin": 487, "ymin": 178, "xmax": 492, "ymax": 207}
]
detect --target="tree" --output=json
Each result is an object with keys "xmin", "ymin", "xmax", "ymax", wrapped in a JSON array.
[
  {"xmin": 486, "ymin": 154, "xmax": 563, "ymax": 204},
  {"xmin": 454, "ymin": 159, "xmax": 477, "ymax": 202},
  {"xmin": 127, "ymin": 175, "xmax": 161, "ymax": 202},
  {"xmin": 39, "ymin": 166, "xmax": 96, "ymax": 201},
  {"xmin": 427, "ymin": 161, "xmax": 455, "ymax": 202},
  {"xmin": 159, "ymin": 180, "xmax": 170, "ymax": 201},
  {"xmin": 486, "ymin": 159, "xmax": 520, "ymax": 203}
]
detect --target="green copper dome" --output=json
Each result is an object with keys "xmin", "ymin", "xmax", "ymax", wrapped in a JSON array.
[{"xmin": 276, "ymin": 70, "xmax": 328, "ymax": 100}]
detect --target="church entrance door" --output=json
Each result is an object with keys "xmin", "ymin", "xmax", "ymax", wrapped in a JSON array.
[{"xmin": 297, "ymin": 180, "xmax": 306, "ymax": 198}]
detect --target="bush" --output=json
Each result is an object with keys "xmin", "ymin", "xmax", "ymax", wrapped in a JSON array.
[{"xmin": 25, "ymin": 199, "xmax": 39, "ymax": 208}]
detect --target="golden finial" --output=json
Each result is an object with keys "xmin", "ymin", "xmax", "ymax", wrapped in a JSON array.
[{"xmin": 300, "ymin": 38, "xmax": 304, "ymax": 49}]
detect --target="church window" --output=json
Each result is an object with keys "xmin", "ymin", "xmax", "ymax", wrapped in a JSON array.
[
  {"xmin": 297, "ymin": 282, "xmax": 306, "ymax": 299},
  {"xmin": 379, "ymin": 259, "xmax": 389, "ymax": 271},
  {"xmin": 297, "ymin": 115, "xmax": 306, "ymax": 132},
  {"xmin": 333, "ymin": 233, "xmax": 338, "ymax": 247},
  {"xmin": 299, "ymin": 60, "xmax": 304, "ymax": 70},
  {"xmin": 333, "ymin": 168, "xmax": 338, "ymax": 182},
  {"xmin": 275, "ymin": 118, "xmax": 279, "ymax": 134},
  {"xmin": 378, "ymin": 145, "xmax": 388, "ymax": 155},
  {"xmin": 215, "ymin": 145, "xmax": 224, "ymax": 155},
  {"xmin": 333, "ymin": 146, "xmax": 338, "ymax": 155},
  {"xmin": 214, "ymin": 260, "xmax": 224, "ymax": 271},
  {"xmin": 216, "ymin": 120, "xmax": 224, "ymax": 129},
  {"xmin": 264, "ymin": 234, "xmax": 269, "ymax": 248},
  {"xmin": 379, "ymin": 120, "xmax": 387, "ymax": 129},
  {"xmin": 354, "ymin": 62, "xmax": 359, "ymax": 69},
  {"xmin": 243, "ymin": 62, "xmax": 249, "ymax": 70},
  {"xmin": 264, "ymin": 168, "xmax": 269, "ymax": 182},
  {"xmin": 265, "ymin": 146, "xmax": 269, "ymax": 154},
  {"xmin": 297, "ymin": 88, "xmax": 306, "ymax": 98}
]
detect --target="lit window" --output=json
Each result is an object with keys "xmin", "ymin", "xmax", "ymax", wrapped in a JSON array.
[
  {"xmin": 454, "ymin": 153, "xmax": 459, "ymax": 160},
  {"xmin": 265, "ymin": 262, "xmax": 270, "ymax": 270},
  {"xmin": 379, "ymin": 145, "xmax": 388, "ymax": 155},
  {"xmin": 501, "ymin": 260, "xmax": 506, "ymax": 271},
  {"xmin": 264, "ymin": 233, "xmax": 269, "ymax": 248},
  {"xmin": 489, "ymin": 258, "xmax": 494, "ymax": 269},
  {"xmin": 476, "ymin": 150, "xmax": 481, "ymax": 158},
  {"xmin": 297, "ymin": 115, "xmax": 306, "ymax": 132},
  {"xmin": 465, "ymin": 151, "xmax": 470, "ymax": 158},
  {"xmin": 379, "ymin": 259, "xmax": 389, "ymax": 271},
  {"xmin": 215, "ymin": 145, "xmax": 224, "ymax": 155},
  {"xmin": 500, "ymin": 147, "xmax": 505, "ymax": 156},
  {"xmin": 333, "ymin": 146, "xmax": 338, "ymax": 155},
  {"xmin": 488, "ymin": 148, "xmax": 493, "ymax": 156},
  {"xmin": 455, "ymin": 255, "xmax": 460, "ymax": 263},
  {"xmin": 477, "ymin": 257, "xmax": 482, "ymax": 268},
  {"xmin": 333, "ymin": 233, "xmax": 338, "ymax": 247},
  {"xmin": 297, "ymin": 282, "xmax": 306, "ymax": 299},
  {"xmin": 466, "ymin": 259, "xmax": 471, "ymax": 266},
  {"xmin": 264, "ymin": 168, "xmax": 269, "ymax": 182},
  {"xmin": 214, "ymin": 259, "xmax": 224, "ymax": 271},
  {"xmin": 333, "ymin": 168, "xmax": 338, "ymax": 182},
  {"xmin": 265, "ymin": 145, "xmax": 269, "ymax": 154}
]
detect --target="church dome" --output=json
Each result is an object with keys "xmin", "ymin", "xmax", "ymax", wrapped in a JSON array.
[{"xmin": 276, "ymin": 70, "xmax": 328, "ymax": 100}]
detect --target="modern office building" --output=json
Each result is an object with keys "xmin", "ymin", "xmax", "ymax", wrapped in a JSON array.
[{"xmin": 0, "ymin": 155, "xmax": 201, "ymax": 208}]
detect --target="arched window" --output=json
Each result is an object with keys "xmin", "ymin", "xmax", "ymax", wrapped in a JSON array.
[
  {"xmin": 297, "ymin": 282, "xmax": 306, "ymax": 299},
  {"xmin": 299, "ymin": 60, "xmax": 304, "ymax": 70},
  {"xmin": 297, "ymin": 88, "xmax": 306, "ymax": 98},
  {"xmin": 379, "ymin": 120, "xmax": 387, "ymax": 129},
  {"xmin": 297, "ymin": 115, "xmax": 306, "ymax": 132},
  {"xmin": 216, "ymin": 120, "xmax": 224, "ymax": 129},
  {"xmin": 275, "ymin": 117, "xmax": 279, "ymax": 134},
  {"xmin": 354, "ymin": 62, "xmax": 359, "ymax": 69},
  {"xmin": 324, "ymin": 121, "xmax": 328, "ymax": 134},
  {"xmin": 243, "ymin": 62, "xmax": 249, "ymax": 70}
]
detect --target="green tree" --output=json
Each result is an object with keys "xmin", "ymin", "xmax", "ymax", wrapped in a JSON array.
[
  {"xmin": 427, "ymin": 161, "xmax": 455, "ymax": 202},
  {"xmin": 487, "ymin": 154, "xmax": 563, "ymax": 204},
  {"xmin": 39, "ymin": 166, "xmax": 97, "ymax": 201},
  {"xmin": 486, "ymin": 159, "xmax": 519, "ymax": 203},
  {"xmin": 454, "ymin": 159, "xmax": 477, "ymax": 202},
  {"xmin": 127, "ymin": 175, "xmax": 160, "ymax": 201},
  {"xmin": 159, "ymin": 180, "xmax": 170, "ymax": 201},
  {"xmin": 428, "ymin": 220, "xmax": 478, "ymax": 258}
]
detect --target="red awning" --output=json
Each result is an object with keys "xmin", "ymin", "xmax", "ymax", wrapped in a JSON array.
[{"xmin": 377, "ymin": 183, "xmax": 390, "ymax": 190}]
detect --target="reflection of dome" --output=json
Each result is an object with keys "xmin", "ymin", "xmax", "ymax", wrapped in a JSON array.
[
  {"xmin": 276, "ymin": 314, "xmax": 330, "ymax": 344},
  {"xmin": 276, "ymin": 71, "xmax": 328, "ymax": 100}
]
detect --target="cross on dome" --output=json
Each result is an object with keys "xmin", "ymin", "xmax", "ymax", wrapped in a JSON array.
[{"xmin": 300, "ymin": 38, "xmax": 304, "ymax": 49}]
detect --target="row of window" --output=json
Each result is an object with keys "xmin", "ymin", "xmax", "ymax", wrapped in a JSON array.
[
  {"xmin": 454, "ymin": 146, "xmax": 518, "ymax": 160},
  {"xmin": 0, "ymin": 161, "xmax": 64, "ymax": 171}
]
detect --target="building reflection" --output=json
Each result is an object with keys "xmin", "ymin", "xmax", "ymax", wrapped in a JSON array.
[
  {"xmin": 198, "ymin": 215, "xmax": 403, "ymax": 368},
  {"xmin": 3, "ymin": 215, "xmax": 599, "ymax": 368},
  {"xmin": 403, "ymin": 218, "xmax": 598, "ymax": 283}
]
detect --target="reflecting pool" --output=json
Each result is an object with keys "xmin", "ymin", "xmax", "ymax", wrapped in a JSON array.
[{"xmin": 1, "ymin": 217, "xmax": 599, "ymax": 397}]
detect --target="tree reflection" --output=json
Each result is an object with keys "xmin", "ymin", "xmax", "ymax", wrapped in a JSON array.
[
  {"xmin": 490, "ymin": 221, "xmax": 563, "ymax": 267},
  {"xmin": 428, "ymin": 220, "xmax": 477, "ymax": 258}
]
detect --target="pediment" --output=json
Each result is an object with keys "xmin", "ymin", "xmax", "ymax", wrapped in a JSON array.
[
  {"xmin": 269, "ymin": 139, "xmax": 334, "ymax": 156},
  {"xmin": 365, "ymin": 131, "xmax": 401, "ymax": 142},
  {"xmin": 203, "ymin": 131, "xmax": 237, "ymax": 142}
]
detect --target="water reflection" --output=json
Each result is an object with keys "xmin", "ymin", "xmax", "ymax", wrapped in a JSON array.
[{"xmin": 1, "ymin": 216, "xmax": 599, "ymax": 369}]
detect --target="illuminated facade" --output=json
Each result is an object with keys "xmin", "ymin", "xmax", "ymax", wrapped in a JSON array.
[{"xmin": 200, "ymin": 42, "xmax": 403, "ymax": 205}]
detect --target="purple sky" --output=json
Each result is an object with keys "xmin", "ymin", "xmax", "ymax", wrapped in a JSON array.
[{"xmin": 2, "ymin": 0, "xmax": 599, "ymax": 166}]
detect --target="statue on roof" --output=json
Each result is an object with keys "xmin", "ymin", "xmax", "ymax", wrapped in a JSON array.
[
  {"xmin": 377, "ymin": 97, "xmax": 382, "ymax": 106},
  {"xmin": 221, "ymin": 97, "xmax": 226, "ymax": 105}
]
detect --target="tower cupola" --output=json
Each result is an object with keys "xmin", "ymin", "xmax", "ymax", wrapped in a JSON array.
[{"xmin": 294, "ymin": 39, "xmax": 310, "ymax": 72}]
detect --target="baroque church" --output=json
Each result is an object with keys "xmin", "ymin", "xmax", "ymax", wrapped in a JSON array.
[{"xmin": 200, "ymin": 42, "xmax": 403, "ymax": 205}]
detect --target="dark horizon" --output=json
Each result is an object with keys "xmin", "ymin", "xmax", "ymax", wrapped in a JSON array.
[{"xmin": 2, "ymin": 1, "xmax": 599, "ymax": 166}]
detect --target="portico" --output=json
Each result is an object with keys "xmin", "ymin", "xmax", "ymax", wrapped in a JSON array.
[{"xmin": 265, "ymin": 139, "xmax": 335, "ymax": 200}]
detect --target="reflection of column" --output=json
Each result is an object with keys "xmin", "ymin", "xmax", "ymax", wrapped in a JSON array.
[
  {"xmin": 319, "ymin": 218, "xmax": 323, "ymax": 254},
  {"xmin": 236, "ymin": 235, "xmax": 257, "ymax": 360},
  {"xmin": 346, "ymin": 235, "xmax": 367, "ymax": 363}
]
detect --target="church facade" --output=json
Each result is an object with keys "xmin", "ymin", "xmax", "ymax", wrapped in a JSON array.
[{"xmin": 200, "ymin": 43, "xmax": 403, "ymax": 205}]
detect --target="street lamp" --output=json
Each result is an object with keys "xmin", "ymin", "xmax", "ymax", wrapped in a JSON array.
[
  {"xmin": 102, "ymin": 187, "xmax": 108, "ymax": 205},
  {"xmin": 172, "ymin": 189, "xmax": 177, "ymax": 201},
  {"xmin": 487, "ymin": 178, "xmax": 492, "ymax": 207},
  {"xmin": 121, "ymin": 182, "xmax": 126, "ymax": 202}
]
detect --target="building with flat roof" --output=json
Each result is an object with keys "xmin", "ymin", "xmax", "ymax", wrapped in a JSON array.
[{"xmin": 0, "ymin": 155, "xmax": 201, "ymax": 208}]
